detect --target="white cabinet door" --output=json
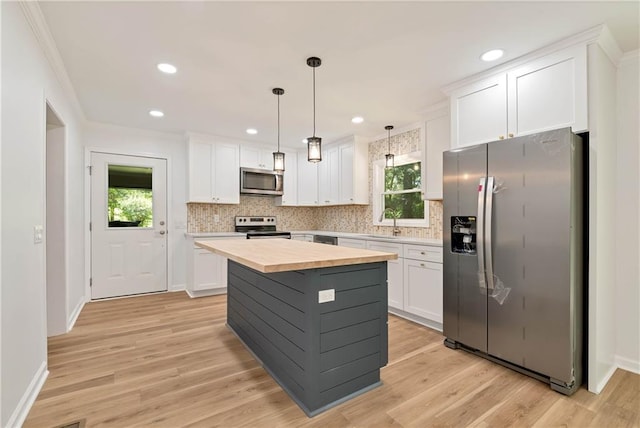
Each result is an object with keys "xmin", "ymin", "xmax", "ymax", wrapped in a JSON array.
[
  {"xmin": 188, "ymin": 142, "xmax": 214, "ymax": 202},
  {"xmin": 339, "ymin": 143, "xmax": 355, "ymax": 204},
  {"xmin": 213, "ymin": 143, "xmax": 240, "ymax": 204},
  {"xmin": 240, "ymin": 146, "xmax": 272, "ymax": 169},
  {"xmin": 367, "ymin": 241, "xmax": 404, "ymax": 310},
  {"xmin": 297, "ymin": 152, "xmax": 319, "ymax": 206},
  {"xmin": 451, "ymin": 74, "xmax": 507, "ymax": 148},
  {"xmin": 192, "ymin": 248, "xmax": 225, "ymax": 291},
  {"xmin": 424, "ymin": 112, "xmax": 450, "ymax": 200},
  {"xmin": 338, "ymin": 238, "xmax": 366, "ymax": 249},
  {"xmin": 403, "ymin": 259, "xmax": 443, "ymax": 323},
  {"xmin": 319, "ymin": 146, "xmax": 339, "ymax": 205},
  {"xmin": 275, "ymin": 151, "xmax": 297, "ymax": 206},
  {"xmin": 507, "ymin": 44, "xmax": 587, "ymax": 136}
]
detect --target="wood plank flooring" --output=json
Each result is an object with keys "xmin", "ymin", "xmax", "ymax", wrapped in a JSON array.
[{"xmin": 24, "ymin": 292, "xmax": 639, "ymax": 427}]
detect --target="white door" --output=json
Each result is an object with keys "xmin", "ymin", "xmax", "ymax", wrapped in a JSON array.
[{"xmin": 91, "ymin": 152, "xmax": 168, "ymax": 299}]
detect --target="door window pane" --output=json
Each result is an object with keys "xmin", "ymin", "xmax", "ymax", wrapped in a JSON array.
[{"xmin": 108, "ymin": 165, "xmax": 153, "ymax": 228}]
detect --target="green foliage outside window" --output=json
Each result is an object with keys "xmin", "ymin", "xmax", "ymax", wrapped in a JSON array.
[
  {"xmin": 383, "ymin": 161, "xmax": 424, "ymax": 220},
  {"xmin": 108, "ymin": 188, "xmax": 153, "ymax": 227}
]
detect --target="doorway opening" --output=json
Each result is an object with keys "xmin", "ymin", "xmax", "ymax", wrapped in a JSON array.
[{"xmin": 46, "ymin": 102, "xmax": 67, "ymax": 337}]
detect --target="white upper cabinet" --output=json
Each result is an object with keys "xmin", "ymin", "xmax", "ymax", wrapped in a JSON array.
[
  {"xmin": 240, "ymin": 146, "xmax": 273, "ymax": 169},
  {"xmin": 507, "ymin": 45, "xmax": 587, "ymax": 136},
  {"xmin": 275, "ymin": 150, "xmax": 298, "ymax": 206},
  {"xmin": 317, "ymin": 136, "xmax": 369, "ymax": 206},
  {"xmin": 424, "ymin": 108, "xmax": 450, "ymax": 200},
  {"xmin": 318, "ymin": 145, "xmax": 340, "ymax": 205},
  {"xmin": 450, "ymin": 74, "xmax": 508, "ymax": 148},
  {"xmin": 297, "ymin": 151, "xmax": 319, "ymax": 206},
  {"xmin": 187, "ymin": 135, "xmax": 240, "ymax": 204},
  {"xmin": 448, "ymin": 44, "xmax": 588, "ymax": 148}
]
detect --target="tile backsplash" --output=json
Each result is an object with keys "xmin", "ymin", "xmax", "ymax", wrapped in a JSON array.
[{"xmin": 187, "ymin": 127, "xmax": 443, "ymax": 239}]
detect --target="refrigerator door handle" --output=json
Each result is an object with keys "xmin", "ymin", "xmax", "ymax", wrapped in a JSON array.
[
  {"xmin": 477, "ymin": 177, "xmax": 487, "ymax": 289},
  {"xmin": 485, "ymin": 176, "xmax": 495, "ymax": 290}
]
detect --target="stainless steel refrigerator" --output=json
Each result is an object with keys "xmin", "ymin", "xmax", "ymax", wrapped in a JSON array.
[{"xmin": 443, "ymin": 127, "xmax": 584, "ymax": 395}]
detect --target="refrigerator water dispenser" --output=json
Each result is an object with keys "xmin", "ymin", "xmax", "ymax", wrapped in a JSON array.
[{"xmin": 451, "ymin": 216, "xmax": 476, "ymax": 254}]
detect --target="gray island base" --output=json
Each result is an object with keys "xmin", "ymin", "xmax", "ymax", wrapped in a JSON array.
[{"xmin": 226, "ymin": 259, "xmax": 389, "ymax": 417}]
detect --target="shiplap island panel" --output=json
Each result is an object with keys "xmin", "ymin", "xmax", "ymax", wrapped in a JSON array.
[{"xmin": 196, "ymin": 239, "xmax": 396, "ymax": 416}]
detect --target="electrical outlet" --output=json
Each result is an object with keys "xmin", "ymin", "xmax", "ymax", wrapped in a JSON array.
[
  {"xmin": 318, "ymin": 289, "xmax": 335, "ymax": 304},
  {"xmin": 214, "ymin": 214, "xmax": 220, "ymax": 223},
  {"xmin": 34, "ymin": 225, "xmax": 43, "ymax": 244}
]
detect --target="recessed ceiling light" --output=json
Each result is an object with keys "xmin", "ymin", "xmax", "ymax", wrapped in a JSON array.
[
  {"xmin": 302, "ymin": 138, "xmax": 308, "ymax": 144},
  {"xmin": 157, "ymin": 63, "xmax": 177, "ymax": 74},
  {"xmin": 149, "ymin": 110, "xmax": 164, "ymax": 117},
  {"xmin": 351, "ymin": 116, "xmax": 364, "ymax": 124},
  {"xmin": 481, "ymin": 49, "xmax": 504, "ymax": 62},
  {"xmin": 246, "ymin": 128, "xmax": 258, "ymax": 135}
]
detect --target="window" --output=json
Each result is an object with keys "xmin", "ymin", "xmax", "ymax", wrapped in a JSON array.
[
  {"xmin": 107, "ymin": 165, "xmax": 153, "ymax": 228},
  {"xmin": 373, "ymin": 152, "xmax": 429, "ymax": 227}
]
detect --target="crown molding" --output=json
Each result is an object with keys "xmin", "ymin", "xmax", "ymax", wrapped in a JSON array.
[
  {"xmin": 441, "ymin": 24, "xmax": 612, "ymax": 95},
  {"xmin": 19, "ymin": 1, "xmax": 85, "ymax": 120},
  {"xmin": 619, "ymin": 49, "xmax": 640, "ymax": 66}
]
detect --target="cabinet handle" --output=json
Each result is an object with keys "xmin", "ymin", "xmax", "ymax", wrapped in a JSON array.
[
  {"xmin": 420, "ymin": 251, "xmax": 425, "ymax": 255},
  {"xmin": 508, "ymin": 133, "xmax": 514, "ymax": 138},
  {"xmin": 499, "ymin": 135, "xmax": 505, "ymax": 140},
  {"xmin": 420, "ymin": 263, "xmax": 425, "ymax": 267}
]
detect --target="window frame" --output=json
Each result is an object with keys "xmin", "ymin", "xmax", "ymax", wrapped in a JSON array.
[{"xmin": 373, "ymin": 151, "xmax": 429, "ymax": 228}]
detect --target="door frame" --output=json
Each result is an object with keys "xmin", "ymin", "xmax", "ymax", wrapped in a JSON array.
[{"xmin": 84, "ymin": 148, "xmax": 174, "ymax": 301}]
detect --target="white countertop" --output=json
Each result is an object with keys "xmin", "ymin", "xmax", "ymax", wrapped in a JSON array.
[{"xmin": 186, "ymin": 230, "xmax": 442, "ymax": 246}]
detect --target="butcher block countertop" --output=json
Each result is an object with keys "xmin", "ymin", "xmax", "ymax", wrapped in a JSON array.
[{"xmin": 195, "ymin": 239, "xmax": 398, "ymax": 273}]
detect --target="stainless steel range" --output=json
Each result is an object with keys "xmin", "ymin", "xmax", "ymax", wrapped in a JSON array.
[{"xmin": 234, "ymin": 216, "xmax": 291, "ymax": 239}]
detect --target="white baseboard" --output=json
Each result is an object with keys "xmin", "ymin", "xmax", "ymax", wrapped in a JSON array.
[
  {"xmin": 5, "ymin": 361, "xmax": 49, "ymax": 428},
  {"xmin": 169, "ymin": 283, "xmax": 185, "ymax": 292},
  {"xmin": 186, "ymin": 288, "xmax": 227, "ymax": 298},
  {"xmin": 616, "ymin": 355, "xmax": 640, "ymax": 374},
  {"xmin": 593, "ymin": 363, "xmax": 618, "ymax": 394},
  {"xmin": 388, "ymin": 308, "xmax": 443, "ymax": 332},
  {"xmin": 67, "ymin": 297, "xmax": 85, "ymax": 332}
]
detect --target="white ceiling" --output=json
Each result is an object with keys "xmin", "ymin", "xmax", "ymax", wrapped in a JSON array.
[{"xmin": 39, "ymin": 1, "xmax": 639, "ymax": 148}]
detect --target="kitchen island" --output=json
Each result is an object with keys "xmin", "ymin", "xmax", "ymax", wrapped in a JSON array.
[{"xmin": 195, "ymin": 239, "xmax": 397, "ymax": 416}]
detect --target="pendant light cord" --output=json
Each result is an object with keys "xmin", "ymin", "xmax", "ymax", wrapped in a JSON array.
[
  {"xmin": 312, "ymin": 66, "xmax": 316, "ymax": 137},
  {"xmin": 388, "ymin": 128, "xmax": 391, "ymax": 152},
  {"xmin": 277, "ymin": 93, "xmax": 280, "ymax": 151}
]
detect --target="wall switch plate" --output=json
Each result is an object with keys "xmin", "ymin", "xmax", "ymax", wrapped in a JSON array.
[
  {"xmin": 318, "ymin": 289, "xmax": 335, "ymax": 303},
  {"xmin": 214, "ymin": 214, "xmax": 220, "ymax": 223},
  {"xmin": 34, "ymin": 225, "xmax": 43, "ymax": 244}
]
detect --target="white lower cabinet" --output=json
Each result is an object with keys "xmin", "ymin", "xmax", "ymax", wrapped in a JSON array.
[
  {"xmin": 187, "ymin": 236, "xmax": 243, "ymax": 297},
  {"xmin": 403, "ymin": 259, "xmax": 443, "ymax": 324},
  {"xmin": 338, "ymin": 238, "xmax": 366, "ymax": 249},
  {"xmin": 367, "ymin": 241, "xmax": 404, "ymax": 310}
]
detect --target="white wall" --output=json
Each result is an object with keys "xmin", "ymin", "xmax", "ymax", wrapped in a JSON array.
[
  {"xmin": 1, "ymin": 3, "xmax": 86, "ymax": 425},
  {"xmin": 615, "ymin": 51, "xmax": 640, "ymax": 373},
  {"xmin": 587, "ymin": 43, "xmax": 618, "ymax": 393},
  {"xmin": 83, "ymin": 122, "xmax": 188, "ymax": 291}
]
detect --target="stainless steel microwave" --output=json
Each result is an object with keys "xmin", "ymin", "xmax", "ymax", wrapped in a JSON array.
[{"xmin": 240, "ymin": 167, "xmax": 283, "ymax": 196}]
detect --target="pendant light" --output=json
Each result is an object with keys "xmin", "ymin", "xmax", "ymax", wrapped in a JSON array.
[
  {"xmin": 306, "ymin": 57, "xmax": 322, "ymax": 163},
  {"xmin": 385, "ymin": 125, "xmax": 395, "ymax": 169},
  {"xmin": 272, "ymin": 88, "xmax": 285, "ymax": 172}
]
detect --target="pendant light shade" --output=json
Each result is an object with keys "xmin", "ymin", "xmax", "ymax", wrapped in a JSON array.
[
  {"xmin": 385, "ymin": 125, "xmax": 395, "ymax": 169},
  {"xmin": 306, "ymin": 57, "xmax": 322, "ymax": 163},
  {"xmin": 272, "ymin": 88, "xmax": 285, "ymax": 172}
]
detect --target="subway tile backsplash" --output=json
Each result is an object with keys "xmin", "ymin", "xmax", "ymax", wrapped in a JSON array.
[{"xmin": 187, "ymin": 127, "xmax": 443, "ymax": 239}]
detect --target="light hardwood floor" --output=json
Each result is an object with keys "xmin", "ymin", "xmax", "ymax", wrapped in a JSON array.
[{"xmin": 25, "ymin": 292, "xmax": 639, "ymax": 427}]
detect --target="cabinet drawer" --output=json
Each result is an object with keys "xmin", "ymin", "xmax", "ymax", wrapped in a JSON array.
[
  {"xmin": 403, "ymin": 244, "xmax": 442, "ymax": 263},
  {"xmin": 366, "ymin": 241, "xmax": 403, "ymax": 255}
]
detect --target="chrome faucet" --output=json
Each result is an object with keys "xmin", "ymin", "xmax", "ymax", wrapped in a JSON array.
[{"xmin": 379, "ymin": 208, "xmax": 401, "ymax": 236}]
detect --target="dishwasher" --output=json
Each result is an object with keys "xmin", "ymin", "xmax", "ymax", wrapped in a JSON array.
[{"xmin": 313, "ymin": 235, "xmax": 337, "ymax": 245}]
